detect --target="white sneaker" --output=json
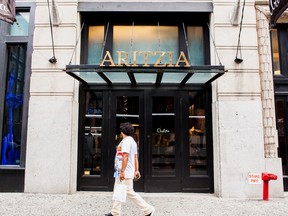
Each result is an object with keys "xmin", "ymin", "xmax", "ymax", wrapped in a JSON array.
[{"xmin": 146, "ymin": 207, "xmax": 155, "ymax": 216}]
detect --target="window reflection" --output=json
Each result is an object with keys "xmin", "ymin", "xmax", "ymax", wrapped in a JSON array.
[
  {"xmin": 271, "ymin": 29, "xmax": 281, "ymax": 75},
  {"xmin": 189, "ymin": 92, "xmax": 207, "ymax": 175},
  {"xmin": 88, "ymin": 26, "xmax": 104, "ymax": 64},
  {"xmin": 275, "ymin": 99, "xmax": 288, "ymax": 176},
  {"xmin": 115, "ymin": 96, "xmax": 140, "ymax": 147},
  {"xmin": 84, "ymin": 92, "xmax": 103, "ymax": 176},
  {"xmin": 9, "ymin": 12, "xmax": 30, "ymax": 36},
  {"xmin": 1, "ymin": 45, "xmax": 26, "ymax": 165},
  {"xmin": 113, "ymin": 26, "xmax": 179, "ymax": 65},
  {"xmin": 187, "ymin": 27, "xmax": 204, "ymax": 65},
  {"xmin": 151, "ymin": 97, "xmax": 175, "ymax": 177}
]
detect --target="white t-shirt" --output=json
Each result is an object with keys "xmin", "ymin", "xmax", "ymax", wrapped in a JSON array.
[{"xmin": 114, "ymin": 136, "xmax": 138, "ymax": 179}]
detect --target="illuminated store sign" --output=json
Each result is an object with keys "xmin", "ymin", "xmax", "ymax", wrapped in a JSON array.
[{"xmin": 100, "ymin": 51, "xmax": 191, "ymax": 67}]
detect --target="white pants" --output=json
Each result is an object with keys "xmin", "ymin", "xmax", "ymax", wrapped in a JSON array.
[{"xmin": 111, "ymin": 178, "xmax": 153, "ymax": 216}]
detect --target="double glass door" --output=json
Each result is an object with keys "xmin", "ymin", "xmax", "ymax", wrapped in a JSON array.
[{"xmin": 79, "ymin": 89, "xmax": 213, "ymax": 192}]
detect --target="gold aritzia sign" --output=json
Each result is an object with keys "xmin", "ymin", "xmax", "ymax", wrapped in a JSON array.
[{"xmin": 100, "ymin": 51, "xmax": 191, "ymax": 67}]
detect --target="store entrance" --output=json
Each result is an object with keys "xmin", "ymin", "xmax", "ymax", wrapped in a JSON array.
[
  {"xmin": 112, "ymin": 90, "xmax": 184, "ymax": 192},
  {"xmin": 275, "ymin": 96, "xmax": 288, "ymax": 191},
  {"xmin": 78, "ymin": 89, "xmax": 213, "ymax": 192}
]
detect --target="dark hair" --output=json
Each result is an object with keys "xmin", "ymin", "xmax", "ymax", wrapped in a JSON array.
[{"xmin": 120, "ymin": 122, "xmax": 134, "ymax": 136}]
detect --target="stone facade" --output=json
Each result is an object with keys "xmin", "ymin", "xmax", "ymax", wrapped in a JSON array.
[
  {"xmin": 25, "ymin": 0, "xmax": 80, "ymax": 193},
  {"xmin": 23, "ymin": 0, "xmax": 285, "ymax": 197}
]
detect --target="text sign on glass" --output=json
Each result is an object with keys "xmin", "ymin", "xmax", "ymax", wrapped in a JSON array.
[{"xmin": 100, "ymin": 51, "xmax": 191, "ymax": 67}]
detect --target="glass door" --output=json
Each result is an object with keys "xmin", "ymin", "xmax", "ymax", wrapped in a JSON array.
[
  {"xmin": 78, "ymin": 89, "xmax": 214, "ymax": 192},
  {"xmin": 110, "ymin": 91, "xmax": 144, "ymax": 191},
  {"xmin": 145, "ymin": 90, "xmax": 182, "ymax": 192},
  {"xmin": 275, "ymin": 96, "xmax": 288, "ymax": 191},
  {"xmin": 182, "ymin": 91, "xmax": 214, "ymax": 192},
  {"xmin": 151, "ymin": 96, "xmax": 176, "ymax": 177},
  {"xmin": 78, "ymin": 91, "xmax": 107, "ymax": 191},
  {"xmin": 145, "ymin": 90, "xmax": 213, "ymax": 192}
]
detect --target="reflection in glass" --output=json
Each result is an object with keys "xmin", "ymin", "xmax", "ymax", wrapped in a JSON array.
[
  {"xmin": 271, "ymin": 29, "xmax": 281, "ymax": 75},
  {"xmin": 10, "ymin": 12, "xmax": 30, "ymax": 36},
  {"xmin": 275, "ymin": 99, "xmax": 287, "ymax": 176},
  {"xmin": 103, "ymin": 72, "xmax": 130, "ymax": 83},
  {"xmin": 84, "ymin": 92, "xmax": 103, "ymax": 176},
  {"xmin": 113, "ymin": 26, "xmax": 178, "ymax": 65},
  {"xmin": 115, "ymin": 96, "xmax": 140, "ymax": 149},
  {"xmin": 151, "ymin": 97, "xmax": 175, "ymax": 177},
  {"xmin": 187, "ymin": 27, "xmax": 204, "ymax": 65},
  {"xmin": 1, "ymin": 45, "xmax": 27, "ymax": 165},
  {"xmin": 88, "ymin": 26, "xmax": 105, "ymax": 64},
  {"xmin": 188, "ymin": 92, "xmax": 207, "ymax": 175},
  {"xmin": 134, "ymin": 73, "xmax": 157, "ymax": 84},
  {"xmin": 77, "ymin": 72, "xmax": 106, "ymax": 84},
  {"xmin": 161, "ymin": 72, "xmax": 187, "ymax": 83}
]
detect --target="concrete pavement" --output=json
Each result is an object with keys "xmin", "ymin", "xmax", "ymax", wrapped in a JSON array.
[{"xmin": 0, "ymin": 192, "xmax": 288, "ymax": 216}]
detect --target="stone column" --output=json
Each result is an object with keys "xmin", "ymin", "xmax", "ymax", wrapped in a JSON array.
[
  {"xmin": 212, "ymin": 0, "xmax": 265, "ymax": 198},
  {"xmin": 255, "ymin": 1, "xmax": 284, "ymax": 197},
  {"xmin": 25, "ymin": 0, "xmax": 80, "ymax": 193}
]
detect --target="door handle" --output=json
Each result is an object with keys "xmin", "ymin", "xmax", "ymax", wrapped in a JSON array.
[{"xmin": 147, "ymin": 135, "xmax": 150, "ymax": 145}]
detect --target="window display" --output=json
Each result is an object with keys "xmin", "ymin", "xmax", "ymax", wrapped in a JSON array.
[
  {"xmin": 188, "ymin": 92, "xmax": 207, "ymax": 175},
  {"xmin": 84, "ymin": 92, "xmax": 103, "ymax": 175},
  {"xmin": 1, "ymin": 45, "xmax": 26, "ymax": 165},
  {"xmin": 151, "ymin": 96, "xmax": 176, "ymax": 177}
]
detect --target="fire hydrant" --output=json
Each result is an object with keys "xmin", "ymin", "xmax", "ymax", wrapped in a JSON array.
[{"xmin": 262, "ymin": 172, "xmax": 277, "ymax": 201}]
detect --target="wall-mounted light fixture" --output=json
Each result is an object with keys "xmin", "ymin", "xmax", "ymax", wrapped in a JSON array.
[
  {"xmin": 47, "ymin": 0, "xmax": 57, "ymax": 64},
  {"xmin": 234, "ymin": 0, "xmax": 246, "ymax": 64}
]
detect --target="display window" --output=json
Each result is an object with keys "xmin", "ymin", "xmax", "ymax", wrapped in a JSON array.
[
  {"xmin": 87, "ymin": 23, "xmax": 206, "ymax": 67},
  {"xmin": 271, "ymin": 26, "xmax": 288, "ymax": 76},
  {"xmin": 272, "ymin": 24, "xmax": 288, "ymax": 191},
  {"xmin": 189, "ymin": 91, "xmax": 207, "ymax": 175},
  {"xmin": 0, "ymin": 6, "xmax": 33, "ymax": 168},
  {"xmin": 271, "ymin": 29, "xmax": 281, "ymax": 75},
  {"xmin": 83, "ymin": 92, "xmax": 103, "ymax": 176},
  {"xmin": 1, "ymin": 45, "xmax": 27, "ymax": 165}
]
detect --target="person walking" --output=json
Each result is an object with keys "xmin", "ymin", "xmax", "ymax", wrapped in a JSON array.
[{"xmin": 105, "ymin": 122, "xmax": 155, "ymax": 216}]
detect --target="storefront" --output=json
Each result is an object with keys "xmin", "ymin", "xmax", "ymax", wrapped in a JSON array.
[
  {"xmin": 1, "ymin": 0, "xmax": 285, "ymax": 198},
  {"xmin": 0, "ymin": 2, "xmax": 35, "ymax": 192},
  {"xmin": 269, "ymin": 0, "xmax": 288, "ymax": 191},
  {"xmin": 66, "ymin": 8, "xmax": 225, "ymax": 192}
]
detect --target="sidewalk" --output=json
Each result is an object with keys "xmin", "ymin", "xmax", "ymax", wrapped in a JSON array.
[{"xmin": 0, "ymin": 192, "xmax": 288, "ymax": 216}]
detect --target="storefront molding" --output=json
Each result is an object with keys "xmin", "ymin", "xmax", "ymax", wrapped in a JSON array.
[
  {"xmin": 78, "ymin": 2, "xmax": 213, "ymax": 12},
  {"xmin": 0, "ymin": 168, "xmax": 24, "ymax": 192}
]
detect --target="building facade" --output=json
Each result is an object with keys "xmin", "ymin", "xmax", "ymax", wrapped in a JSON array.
[{"xmin": 0, "ymin": 0, "xmax": 285, "ymax": 198}]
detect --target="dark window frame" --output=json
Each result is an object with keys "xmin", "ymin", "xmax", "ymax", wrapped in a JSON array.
[
  {"xmin": 0, "ymin": 2, "xmax": 35, "ymax": 168},
  {"xmin": 80, "ymin": 12, "xmax": 211, "ymax": 66},
  {"xmin": 272, "ymin": 24, "xmax": 288, "ymax": 81},
  {"xmin": 272, "ymin": 24, "xmax": 288, "ymax": 191}
]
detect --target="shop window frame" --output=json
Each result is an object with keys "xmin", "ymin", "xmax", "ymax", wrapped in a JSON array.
[
  {"xmin": 0, "ymin": 2, "xmax": 35, "ymax": 168},
  {"xmin": 80, "ymin": 12, "xmax": 211, "ymax": 67},
  {"xmin": 272, "ymin": 24, "xmax": 288, "ymax": 80}
]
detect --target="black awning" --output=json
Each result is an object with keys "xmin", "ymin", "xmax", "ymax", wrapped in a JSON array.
[{"xmin": 65, "ymin": 64, "xmax": 226, "ymax": 87}]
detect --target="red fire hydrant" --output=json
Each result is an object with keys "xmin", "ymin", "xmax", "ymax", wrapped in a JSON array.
[{"xmin": 262, "ymin": 172, "xmax": 277, "ymax": 201}]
